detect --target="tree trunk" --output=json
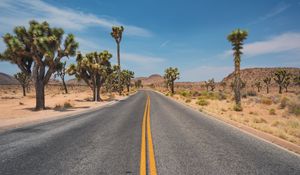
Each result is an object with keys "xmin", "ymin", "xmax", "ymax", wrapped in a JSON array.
[
  {"xmin": 62, "ymin": 78, "xmax": 68, "ymax": 94},
  {"xmin": 22, "ymin": 85, "xmax": 26, "ymax": 96},
  {"xmin": 127, "ymin": 85, "xmax": 130, "ymax": 92},
  {"xmin": 285, "ymin": 87, "xmax": 288, "ymax": 92},
  {"xmin": 279, "ymin": 85, "xmax": 282, "ymax": 94},
  {"xmin": 234, "ymin": 59, "xmax": 241, "ymax": 107},
  {"xmin": 266, "ymin": 86, "xmax": 269, "ymax": 94},
  {"xmin": 35, "ymin": 65, "xmax": 45, "ymax": 110},
  {"xmin": 117, "ymin": 42, "xmax": 121, "ymax": 95},
  {"xmin": 171, "ymin": 81, "xmax": 175, "ymax": 94}
]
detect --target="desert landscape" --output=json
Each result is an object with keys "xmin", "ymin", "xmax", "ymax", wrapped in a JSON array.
[{"xmin": 138, "ymin": 68, "xmax": 300, "ymax": 146}]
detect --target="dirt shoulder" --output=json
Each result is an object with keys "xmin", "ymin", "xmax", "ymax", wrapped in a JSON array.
[
  {"xmin": 0, "ymin": 85, "xmax": 135, "ymax": 131},
  {"xmin": 154, "ymin": 89, "xmax": 300, "ymax": 155}
]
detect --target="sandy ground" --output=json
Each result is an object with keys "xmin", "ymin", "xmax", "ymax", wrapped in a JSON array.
[
  {"xmin": 0, "ymin": 85, "xmax": 133, "ymax": 131},
  {"xmin": 155, "ymin": 87, "xmax": 300, "ymax": 147}
]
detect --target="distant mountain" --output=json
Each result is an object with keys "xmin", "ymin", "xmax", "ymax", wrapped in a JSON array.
[
  {"xmin": 0, "ymin": 72, "xmax": 19, "ymax": 85},
  {"xmin": 66, "ymin": 78, "xmax": 86, "ymax": 85},
  {"xmin": 133, "ymin": 74, "xmax": 164, "ymax": 85},
  {"xmin": 222, "ymin": 67, "xmax": 300, "ymax": 87}
]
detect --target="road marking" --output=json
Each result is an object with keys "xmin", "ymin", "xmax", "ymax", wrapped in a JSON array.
[
  {"xmin": 139, "ymin": 97, "xmax": 148, "ymax": 175},
  {"xmin": 147, "ymin": 96, "xmax": 157, "ymax": 175},
  {"xmin": 140, "ymin": 95, "xmax": 157, "ymax": 175}
]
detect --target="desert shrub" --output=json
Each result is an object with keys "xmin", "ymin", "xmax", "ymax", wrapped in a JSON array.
[
  {"xmin": 271, "ymin": 121, "xmax": 281, "ymax": 127},
  {"xmin": 269, "ymin": 108, "xmax": 276, "ymax": 115},
  {"xmin": 252, "ymin": 117, "xmax": 267, "ymax": 123},
  {"xmin": 242, "ymin": 93, "xmax": 247, "ymax": 98},
  {"xmin": 217, "ymin": 92, "xmax": 227, "ymax": 100},
  {"xmin": 247, "ymin": 90, "xmax": 257, "ymax": 96},
  {"xmin": 196, "ymin": 99, "xmax": 209, "ymax": 106},
  {"xmin": 199, "ymin": 108, "xmax": 203, "ymax": 112},
  {"xmin": 54, "ymin": 104, "xmax": 62, "ymax": 110},
  {"xmin": 19, "ymin": 102, "xmax": 24, "ymax": 105},
  {"xmin": 287, "ymin": 101, "xmax": 300, "ymax": 116},
  {"xmin": 261, "ymin": 97, "xmax": 272, "ymax": 105},
  {"xmin": 165, "ymin": 93, "xmax": 169, "ymax": 96},
  {"xmin": 64, "ymin": 101, "xmax": 72, "ymax": 108},
  {"xmin": 279, "ymin": 97, "xmax": 289, "ymax": 109},
  {"xmin": 192, "ymin": 91, "xmax": 200, "ymax": 97},
  {"xmin": 185, "ymin": 99, "xmax": 191, "ymax": 103},
  {"xmin": 233, "ymin": 104, "xmax": 243, "ymax": 111},
  {"xmin": 286, "ymin": 120, "xmax": 300, "ymax": 129}
]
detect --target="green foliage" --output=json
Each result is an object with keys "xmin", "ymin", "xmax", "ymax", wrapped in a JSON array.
[
  {"xmin": 135, "ymin": 79, "xmax": 142, "ymax": 88},
  {"xmin": 111, "ymin": 26, "xmax": 124, "ymax": 43},
  {"xmin": 121, "ymin": 69, "xmax": 134, "ymax": 92},
  {"xmin": 0, "ymin": 20, "xmax": 78, "ymax": 109},
  {"xmin": 196, "ymin": 99, "xmax": 209, "ymax": 106},
  {"xmin": 208, "ymin": 78, "xmax": 216, "ymax": 91},
  {"xmin": 269, "ymin": 108, "xmax": 276, "ymax": 115},
  {"xmin": 14, "ymin": 72, "xmax": 30, "ymax": 87},
  {"xmin": 164, "ymin": 67, "xmax": 180, "ymax": 93},
  {"xmin": 263, "ymin": 77, "xmax": 272, "ymax": 93},
  {"xmin": 67, "ymin": 50, "xmax": 113, "ymax": 101},
  {"xmin": 274, "ymin": 69, "xmax": 291, "ymax": 94},
  {"xmin": 233, "ymin": 104, "xmax": 243, "ymax": 111}
]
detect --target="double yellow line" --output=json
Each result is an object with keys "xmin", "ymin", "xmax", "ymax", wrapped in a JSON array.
[{"xmin": 140, "ymin": 95, "xmax": 157, "ymax": 175}]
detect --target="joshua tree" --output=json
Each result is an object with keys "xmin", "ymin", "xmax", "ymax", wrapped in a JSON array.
[
  {"xmin": 204, "ymin": 81, "xmax": 210, "ymax": 91},
  {"xmin": 208, "ymin": 78, "xmax": 216, "ymax": 91},
  {"xmin": 121, "ymin": 69, "xmax": 134, "ymax": 92},
  {"xmin": 263, "ymin": 77, "xmax": 271, "ymax": 94},
  {"xmin": 135, "ymin": 79, "xmax": 142, "ymax": 88},
  {"xmin": 0, "ymin": 20, "xmax": 78, "ymax": 110},
  {"xmin": 283, "ymin": 75, "xmax": 291, "ymax": 93},
  {"xmin": 14, "ymin": 72, "xmax": 31, "ymax": 96},
  {"xmin": 220, "ymin": 81, "xmax": 226, "ymax": 91},
  {"xmin": 164, "ymin": 67, "xmax": 180, "ymax": 94},
  {"xmin": 55, "ymin": 61, "xmax": 68, "ymax": 94},
  {"xmin": 254, "ymin": 81, "xmax": 262, "ymax": 92},
  {"xmin": 227, "ymin": 29, "xmax": 248, "ymax": 110},
  {"xmin": 274, "ymin": 69, "xmax": 289, "ymax": 94},
  {"xmin": 67, "ymin": 51, "xmax": 113, "ymax": 101},
  {"xmin": 111, "ymin": 26, "xmax": 124, "ymax": 95},
  {"xmin": 294, "ymin": 72, "xmax": 300, "ymax": 87}
]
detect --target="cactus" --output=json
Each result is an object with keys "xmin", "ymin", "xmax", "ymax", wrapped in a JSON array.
[
  {"xmin": 111, "ymin": 26, "xmax": 124, "ymax": 95},
  {"xmin": 0, "ymin": 20, "xmax": 78, "ymax": 110},
  {"xmin": 14, "ymin": 72, "xmax": 31, "ymax": 96},
  {"xmin": 254, "ymin": 81, "xmax": 262, "ymax": 92},
  {"xmin": 227, "ymin": 29, "xmax": 248, "ymax": 109},
  {"xmin": 67, "ymin": 51, "xmax": 113, "ymax": 101},
  {"xmin": 121, "ymin": 70, "xmax": 134, "ymax": 92},
  {"xmin": 164, "ymin": 67, "xmax": 180, "ymax": 94},
  {"xmin": 274, "ymin": 69, "xmax": 290, "ymax": 94},
  {"xmin": 208, "ymin": 78, "xmax": 216, "ymax": 91},
  {"xmin": 263, "ymin": 77, "xmax": 271, "ymax": 94}
]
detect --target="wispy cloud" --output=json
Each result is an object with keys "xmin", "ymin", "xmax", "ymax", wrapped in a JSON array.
[
  {"xmin": 122, "ymin": 53, "xmax": 165, "ymax": 64},
  {"xmin": 249, "ymin": 2, "xmax": 290, "ymax": 25},
  {"xmin": 0, "ymin": 0, "xmax": 152, "ymax": 37},
  {"xmin": 160, "ymin": 40, "xmax": 170, "ymax": 48},
  {"xmin": 221, "ymin": 32, "xmax": 300, "ymax": 58}
]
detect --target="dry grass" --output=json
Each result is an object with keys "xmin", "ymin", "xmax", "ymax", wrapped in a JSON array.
[{"xmin": 157, "ymin": 86, "xmax": 300, "ymax": 146}]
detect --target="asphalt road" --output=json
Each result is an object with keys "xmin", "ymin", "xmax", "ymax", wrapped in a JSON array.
[{"xmin": 0, "ymin": 90, "xmax": 299, "ymax": 175}]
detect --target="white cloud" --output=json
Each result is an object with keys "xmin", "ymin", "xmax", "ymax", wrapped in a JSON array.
[
  {"xmin": 122, "ymin": 53, "xmax": 165, "ymax": 64},
  {"xmin": 0, "ymin": 0, "xmax": 152, "ymax": 37},
  {"xmin": 181, "ymin": 66, "xmax": 233, "ymax": 82},
  {"xmin": 160, "ymin": 40, "xmax": 170, "ymax": 48},
  {"xmin": 222, "ymin": 32, "xmax": 300, "ymax": 58},
  {"xmin": 249, "ymin": 2, "xmax": 290, "ymax": 25}
]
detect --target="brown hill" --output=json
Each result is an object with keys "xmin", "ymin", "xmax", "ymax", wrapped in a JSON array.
[
  {"xmin": 66, "ymin": 78, "xmax": 86, "ymax": 86},
  {"xmin": 133, "ymin": 74, "xmax": 164, "ymax": 85},
  {"xmin": 222, "ymin": 67, "xmax": 300, "ymax": 87},
  {"xmin": 0, "ymin": 72, "xmax": 19, "ymax": 85}
]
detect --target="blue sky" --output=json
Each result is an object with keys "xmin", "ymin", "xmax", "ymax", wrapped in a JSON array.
[{"xmin": 0, "ymin": 0, "xmax": 300, "ymax": 81}]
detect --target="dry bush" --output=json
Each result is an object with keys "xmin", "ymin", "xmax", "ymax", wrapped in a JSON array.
[
  {"xmin": 269, "ymin": 108, "xmax": 276, "ymax": 115},
  {"xmin": 261, "ymin": 97, "xmax": 272, "ymax": 105},
  {"xmin": 233, "ymin": 104, "xmax": 243, "ymax": 111},
  {"xmin": 252, "ymin": 117, "xmax": 267, "ymax": 124},
  {"xmin": 287, "ymin": 101, "xmax": 300, "ymax": 116},
  {"xmin": 196, "ymin": 99, "xmax": 209, "ymax": 106},
  {"xmin": 185, "ymin": 99, "xmax": 191, "ymax": 103},
  {"xmin": 279, "ymin": 97, "xmax": 289, "ymax": 109},
  {"xmin": 247, "ymin": 90, "xmax": 257, "ymax": 96}
]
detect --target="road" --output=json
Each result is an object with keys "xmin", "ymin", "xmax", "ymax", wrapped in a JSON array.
[{"xmin": 0, "ymin": 90, "xmax": 299, "ymax": 175}]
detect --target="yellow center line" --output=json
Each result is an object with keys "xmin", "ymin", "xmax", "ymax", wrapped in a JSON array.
[
  {"xmin": 139, "ymin": 96, "xmax": 148, "ymax": 175},
  {"xmin": 147, "ymin": 96, "xmax": 157, "ymax": 175},
  {"xmin": 140, "ymin": 95, "xmax": 157, "ymax": 175}
]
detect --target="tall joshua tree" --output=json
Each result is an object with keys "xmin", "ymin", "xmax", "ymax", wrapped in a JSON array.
[
  {"xmin": 227, "ymin": 29, "xmax": 248, "ymax": 110},
  {"xmin": 14, "ymin": 72, "xmax": 31, "ymax": 96},
  {"xmin": 55, "ymin": 61, "xmax": 68, "ymax": 94},
  {"xmin": 294, "ymin": 72, "xmax": 300, "ymax": 87},
  {"xmin": 122, "ymin": 69, "xmax": 134, "ymax": 92},
  {"xmin": 164, "ymin": 67, "xmax": 180, "ymax": 94},
  {"xmin": 283, "ymin": 75, "xmax": 291, "ymax": 93},
  {"xmin": 263, "ymin": 77, "xmax": 271, "ymax": 94},
  {"xmin": 274, "ymin": 69, "xmax": 289, "ymax": 94},
  {"xmin": 111, "ymin": 26, "xmax": 124, "ymax": 95},
  {"xmin": 254, "ymin": 81, "xmax": 262, "ymax": 92},
  {"xmin": 67, "ymin": 51, "xmax": 113, "ymax": 101},
  {"xmin": 0, "ymin": 20, "xmax": 78, "ymax": 110}
]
